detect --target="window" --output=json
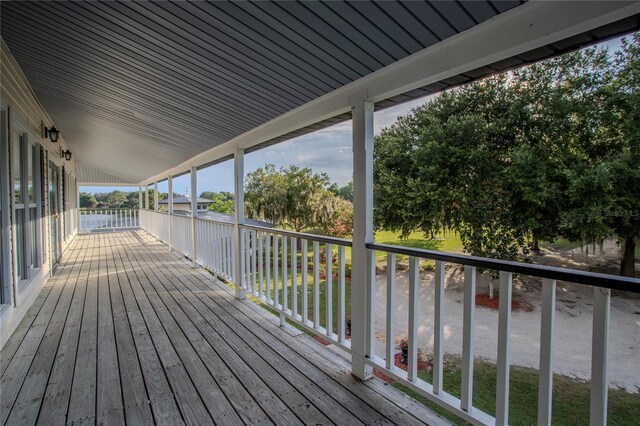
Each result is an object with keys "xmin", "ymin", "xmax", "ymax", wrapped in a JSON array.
[
  {"xmin": 12, "ymin": 131, "xmax": 26, "ymax": 281},
  {"xmin": 10, "ymin": 116, "xmax": 42, "ymax": 286}
]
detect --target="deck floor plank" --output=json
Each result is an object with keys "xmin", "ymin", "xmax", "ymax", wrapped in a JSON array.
[
  {"xmin": 36, "ymin": 235, "xmax": 92, "ymax": 425},
  {"xmin": 67, "ymin": 231, "xmax": 100, "ymax": 424},
  {"xmin": 121, "ymin": 233, "xmax": 308, "ymax": 426},
  {"xmin": 116, "ymin": 237, "xmax": 214, "ymax": 425},
  {"xmin": 1, "ymin": 231, "xmax": 451, "ymax": 426},
  {"xmin": 4, "ymin": 236, "xmax": 88, "ymax": 425},
  {"xmin": 0, "ymin": 236, "xmax": 86, "ymax": 424},
  {"xmin": 96, "ymin": 233, "xmax": 126, "ymax": 424},
  {"xmin": 105, "ymin": 233, "xmax": 154, "ymax": 425},
  {"xmin": 110, "ymin": 233, "xmax": 184, "ymax": 425},
  {"xmin": 131, "ymin": 233, "xmax": 388, "ymax": 426}
]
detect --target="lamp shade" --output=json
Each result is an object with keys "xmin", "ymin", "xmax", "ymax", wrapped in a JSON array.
[
  {"xmin": 64, "ymin": 150, "xmax": 72, "ymax": 161},
  {"xmin": 45, "ymin": 126, "xmax": 60, "ymax": 143}
]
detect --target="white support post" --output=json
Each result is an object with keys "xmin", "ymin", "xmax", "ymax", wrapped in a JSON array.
[
  {"xmin": 168, "ymin": 175, "xmax": 173, "ymax": 251},
  {"xmin": 233, "ymin": 148, "xmax": 246, "ymax": 299},
  {"xmin": 590, "ymin": 287, "xmax": 611, "ymax": 426},
  {"xmin": 190, "ymin": 166, "xmax": 197, "ymax": 266},
  {"xmin": 138, "ymin": 186, "xmax": 142, "ymax": 209},
  {"xmin": 351, "ymin": 99, "xmax": 375, "ymax": 380},
  {"xmin": 145, "ymin": 185, "xmax": 149, "ymax": 210}
]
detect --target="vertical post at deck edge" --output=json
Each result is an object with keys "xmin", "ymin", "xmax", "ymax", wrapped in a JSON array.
[
  {"xmin": 351, "ymin": 99, "xmax": 375, "ymax": 380},
  {"xmin": 233, "ymin": 148, "xmax": 246, "ymax": 299}
]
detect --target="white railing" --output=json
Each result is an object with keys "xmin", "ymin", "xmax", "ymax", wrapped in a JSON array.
[
  {"xmin": 240, "ymin": 225, "xmax": 352, "ymax": 351},
  {"xmin": 139, "ymin": 209, "xmax": 169, "ymax": 242},
  {"xmin": 196, "ymin": 218, "xmax": 234, "ymax": 282},
  {"xmin": 79, "ymin": 208, "xmax": 138, "ymax": 231},
  {"xmin": 171, "ymin": 214, "xmax": 193, "ymax": 258},
  {"xmin": 136, "ymin": 210, "xmax": 639, "ymax": 426},
  {"xmin": 366, "ymin": 242, "xmax": 640, "ymax": 426}
]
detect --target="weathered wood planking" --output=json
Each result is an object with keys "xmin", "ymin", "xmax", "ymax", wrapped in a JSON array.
[
  {"xmin": 1, "ymin": 236, "xmax": 87, "ymax": 425},
  {"xmin": 110, "ymin": 233, "xmax": 184, "ymax": 425},
  {"xmin": 67, "ymin": 232, "xmax": 100, "ymax": 424},
  {"xmin": 0, "ymin": 232, "xmax": 451, "ymax": 426},
  {"xmin": 36, "ymin": 235, "xmax": 92, "ymax": 425},
  {"xmin": 131, "ymin": 233, "xmax": 390, "ymax": 425},
  {"xmin": 105, "ymin": 232, "xmax": 154, "ymax": 425}
]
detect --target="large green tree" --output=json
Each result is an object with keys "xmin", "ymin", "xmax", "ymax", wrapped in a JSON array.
[
  {"xmin": 245, "ymin": 165, "xmax": 339, "ymax": 232},
  {"xmin": 375, "ymin": 35, "xmax": 639, "ymax": 276},
  {"xmin": 200, "ymin": 191, "xmax": 234, "ymax": 214},
  {"xmin": 106, "ymin": 190, "xmax": 127, "ymax": 208}
]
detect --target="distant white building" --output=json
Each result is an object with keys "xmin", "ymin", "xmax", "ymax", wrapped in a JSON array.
[{"xmin": 158, "ymin": 195, "xmax": 212, "ymax": 212}]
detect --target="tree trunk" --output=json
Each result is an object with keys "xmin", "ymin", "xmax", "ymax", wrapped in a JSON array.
[
  {"xmin": 620, "ymin": 236, "xmax": 636, "ymax": 277},
  {"xmin": 598, "ymin": 239, "xmax": 604, "ymax": 254},
  {"xmin": 532, "ymin": 233, "xmax": 540, "ymax": 253}
]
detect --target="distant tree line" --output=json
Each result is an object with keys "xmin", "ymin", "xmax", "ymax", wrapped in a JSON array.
[{"xmin": 80, "ymin": 190, "xmax": 138, "ymax": 209}]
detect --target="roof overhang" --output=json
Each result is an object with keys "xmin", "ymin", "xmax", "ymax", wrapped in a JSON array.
[{"xmin": 1, "ymin": 1, "xmax": 638, "ymax": 186}]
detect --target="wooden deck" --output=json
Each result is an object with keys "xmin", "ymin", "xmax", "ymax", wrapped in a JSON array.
[{"xmin": 1, "ymin": 231, "xmax": 449, "ymax": 425}]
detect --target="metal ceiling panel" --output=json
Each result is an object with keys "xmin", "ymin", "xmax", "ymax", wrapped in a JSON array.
[
  {"xmin": 0, "ymin": 0, "xmax": 522, "ymax": 182},
  {"xmin": 2, "ymin": 0, "xmax": 635, "ymax": 185}
]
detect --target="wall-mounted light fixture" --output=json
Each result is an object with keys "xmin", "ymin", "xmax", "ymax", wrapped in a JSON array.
[
  {"xmin": 44, "ymin": 125, "xmax": 60, "ymax": 143},
  {"xmin": 60, "ymin": 149, "xmax": 72, "ymax": 161}
]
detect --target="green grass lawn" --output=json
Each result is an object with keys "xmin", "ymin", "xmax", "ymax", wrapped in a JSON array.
[{"xmin": 393, "ymin": 355, "xmax": 639, "ymax": 426}]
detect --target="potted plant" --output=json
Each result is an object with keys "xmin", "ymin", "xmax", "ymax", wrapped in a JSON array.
[{"xmin": 399, "ymin": 339, "xmax": 409, "ymax": 365}]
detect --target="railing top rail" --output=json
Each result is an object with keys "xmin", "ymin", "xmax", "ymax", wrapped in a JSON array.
[
  {"xmin": 240, "ymin": 224, "xmax": 353, "ymax": 247},
  {"xmin": 367, "ymin": 242, "xmax": 640, "ymax": 292},
  {"xmin": 80, "ymin": 207, "xmax": 138, "ymax": 210},
  {"xmin": 194, "ymin": 216, "xmax": 235, "ymax": 226}
]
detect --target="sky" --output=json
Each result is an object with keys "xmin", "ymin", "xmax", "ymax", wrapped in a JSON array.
[{"xmin": 81, "ymin": 37, "xmax": 626, "ymax": 196}]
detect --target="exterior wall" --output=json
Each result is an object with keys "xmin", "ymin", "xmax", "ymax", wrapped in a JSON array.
[{"xmin": 0, "ymin": 38, "xmax": 79, "ymax": 348}]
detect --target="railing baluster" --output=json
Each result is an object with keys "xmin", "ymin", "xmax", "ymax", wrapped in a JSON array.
[
  {"xmin": 291, "ymin": 237, "xmax": 297, "ymax": 318},
  {"xmin": 274, "ymin": 234, "xmax": 279, "ymax": 307},
  {"xmin": 258, "ymin": 232, "xmax": 264, "ymax": 300},
  {"xmin": 302, "ymin": 239, "xmax": 308, "ymax": 324},
  {"xmin": 281, "ymin": 236, "xmax": 288, "ymax": 326},
  {"xmin": 240, "ymin": 228, "xmax": 246, "ymax": 290},
  {"xmin": 590, "ymin": 287, "xmax": 611, "ymax": 426},
  {"xmin": 266, "ymin": 233, "xmax": 272, "ymax": 303},
  {"xmin": 214, "ymin": 223, "xmax": 219, "ymax": 271},
  {"xmin": 461, "ymin": 265, "xmax": 476, "ymax": 412},
  {"xmin": 252, "ymin": 230, "xmax": 258, "ymax": 295},
  {"xmin": 244, "ymin": 230, "xmax": 253, "ymax": 293},
  {"xmin": 538, "ymin": 278, "xmax": 556, "ymax": 426},
  {"xmin": 313, "ymin": 241, "xmax": 320, "ymax": 330},
  {"xmin": 386, "ymin": 253, "xmax": 396, "ymax": 370},
  {"xmin": 433, "ymin": 260, "xmax": 445, "ymax": 394},
  {"xmin": 408, "ymin": 256, "xmax": 419, "ymax": 382},
  {"xmin": 337, "ymin": 246, "xmax": 346, "ymax": 343},
  {"xmin": 496, "ymin": 271, "xmax": 513, "ymax": 426},
  {"xmin": 326, "ymin": 243, "xmax": 333, "ymax": 337}
]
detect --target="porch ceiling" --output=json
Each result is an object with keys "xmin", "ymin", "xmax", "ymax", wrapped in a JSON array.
[{"xmin": 0, "ymin": 1, "xmax": 638, "ymax": 184}]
